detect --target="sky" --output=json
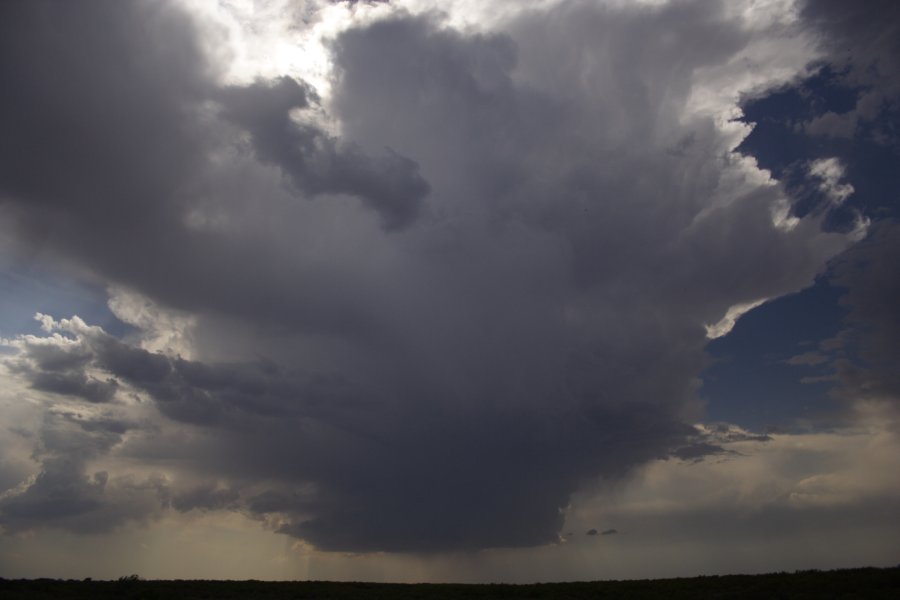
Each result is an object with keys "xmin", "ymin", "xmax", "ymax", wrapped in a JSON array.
[{"xmin": 0, "ymin": 0, "xmax": 898, "ymax": 583}]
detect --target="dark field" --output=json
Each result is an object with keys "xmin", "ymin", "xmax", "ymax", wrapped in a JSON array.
[{"xmin": 2, "ymin": 567, "xmax": 898, "ymax": 599}]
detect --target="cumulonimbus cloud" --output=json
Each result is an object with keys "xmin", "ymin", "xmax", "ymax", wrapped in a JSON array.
[{"xmin": 0, "ymin": 0, "xmax": 870, "ymax": 552}]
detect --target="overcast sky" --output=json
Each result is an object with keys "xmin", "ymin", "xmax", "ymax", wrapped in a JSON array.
[{"xmin": 1, "ymin": 0, "xmax": 898, "ymax": 582}]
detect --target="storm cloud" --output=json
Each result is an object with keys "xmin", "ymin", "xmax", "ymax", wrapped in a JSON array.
[
  {"xmin": 218, "ymin": 76, "xmax": 430, "ymax": 230},
  {"xmin": 0, "ymin": 0, "xmax": 873, "ymax": 555}
]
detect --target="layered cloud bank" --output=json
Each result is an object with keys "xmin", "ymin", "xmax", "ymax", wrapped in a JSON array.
[{"xmin": 0, "ymin": 0, "xmax": 896, "ymax": 568}]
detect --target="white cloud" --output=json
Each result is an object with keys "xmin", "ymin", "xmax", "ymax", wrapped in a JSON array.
[
  {"xmin": 107, "ymin": 287, "xmax": 197, "ymax": 358},
  {"xmin": 179, "ymin": 0, "xmax": 395, "ymax": 100},
  {"xmin": 705, "ymin": 298, "xmax": 768, "ymax": 339},
  {"xmin": 808, "ymin": 157, "xmax": 855, "ymax": 206}
]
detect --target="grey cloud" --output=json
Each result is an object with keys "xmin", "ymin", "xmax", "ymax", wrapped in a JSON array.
[
  {"xmin": 0, "ymin": 457, "xmax": 165, "ymax": 535},
  {"xmin": 0, "ymin": 0, "xmax": 228, "ymax": 322},
  {"xmin": 171, "ymin": 483, "xmax": 240, "ymax": 513},
  {"xmin": 0, "ymin": 0, "xmax": 862, "ymax": 553},
  {"xmin": 0, "ymin": 459, "xmax": 161, "ymax": 533},
  {"xmin": 7, "ymin": 317, "xmax": 695, "ymax": 550},
  {"xmin": 799, "ymin": 374, "xmax": 839, "ymax": 385},
  {"xmin": 219, "ymin": 77, "xmax": 430, "ymax": 230},
  {"xmin": 3, "ymin": 325, "xmax": 117, "ymax": 404},
  {"xmin": 245, "ymin": 489, "xmax": 318, "ymax": 515},
  {"xmin": 91, "ymin": 345, "xmax": 364, "ymax": 428},
  {"xmin": 32, "ymin": 407, "xmax": 136, "ymax": 464},
  {"xmin": 601, "ymin": 528, "xmax": 618, "ymax": 535},
  {"xmin": 786, "ymin": 351, "xmax": 830, "ymax": 367},
  {"xmin": 0, "ymin": 0, "xmax": 423, "ymax": 336},
  {"xmin": 15, "ymin": 342, "xmax": 93, "ymax": 373},
  {"xmin": 28, "ymin": 371, "xmax": 118, "ymax": 404},
  {"xmin": 268, "ymin": 407, "xmax": 691, "ymax": 552},
  {"xmin": 4, "ymin": 317, "xmax": 365, "ymax": 429},
  {"xmin": 829, "ymin": 222, "xmax": 900, "ymax": 407},
  {"xmin": 0, "ymin": 0, "xmax": 210, "ymax": 223},
  {"xmin": 0, "ymin": 410, "xmax": 164, "ymax": 535},
  {"xmin": 330, "ymin": 6, "xmax": 840, "ymax": 315},
  {"xmin": 802, "ymin": 111, "xmax": 858, "ymax": 139},
  {"xmin": 671, "ymin": 442, "xmax": 728, "ymax": 462}
]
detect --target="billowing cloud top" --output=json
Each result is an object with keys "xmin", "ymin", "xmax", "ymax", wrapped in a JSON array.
[{"xmin": 0, "ymin": 0, "xmax": 892, "ymax": 557}]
